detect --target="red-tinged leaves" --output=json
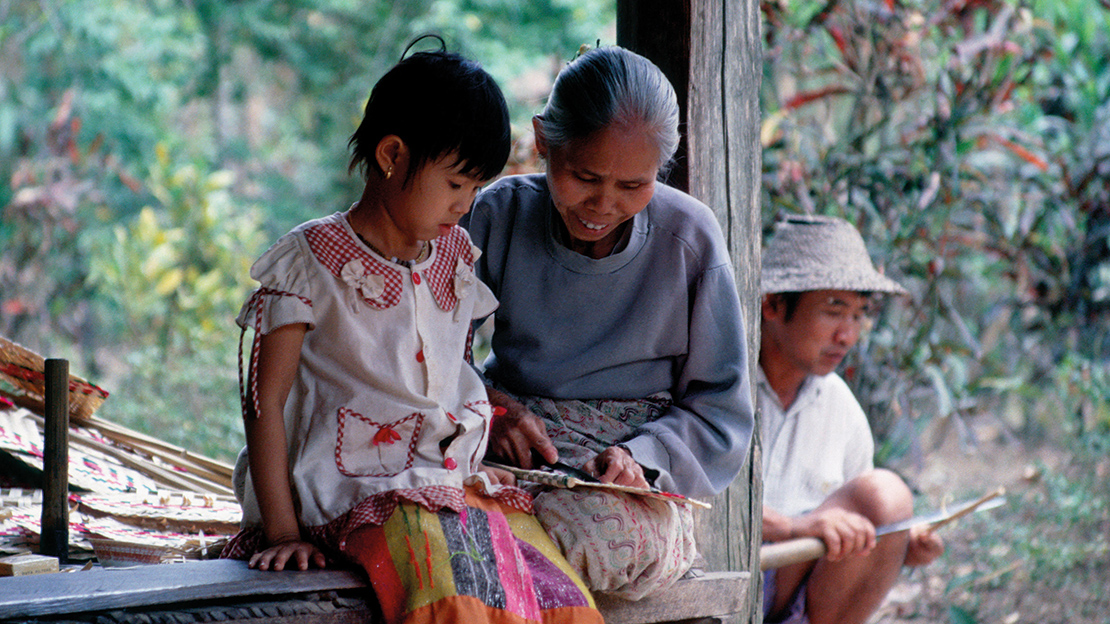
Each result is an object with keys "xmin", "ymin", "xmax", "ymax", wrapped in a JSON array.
[
  {"xmin": 118, "ymin": 170, "xmax": 143, "ymax": 193},
  {"xmin": 986, "ymin": 134, "xmax": 1049, "ymax": 171},
  {"xmin": 827, "ymin": 25, "xmax": 849, "ymax": 58},
  {"xmin": 88, "ymin": 133, "xmax": 104, "ymax": 159},
  {"xmin": 784, "ymin": 85, "xmax": 851, "ymax": 110}
]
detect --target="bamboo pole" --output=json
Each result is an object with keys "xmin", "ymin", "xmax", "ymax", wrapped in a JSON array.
[{"xmin": 760, "ymin": 489, "xmax": 1006, "ymax": 571}]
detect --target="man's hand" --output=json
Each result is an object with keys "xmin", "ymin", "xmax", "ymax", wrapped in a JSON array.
[
  {"xmin": 904, "ymin": 525, "xmax": 944, "ymax": 567},
  {"xmin": 582, "ymin": 446, "xmax": 650, "ymax": 489},
  {"xmin": 486, "ymin": 386, "xmax": 558, "ymax": 469},
  {"xmin": 792, "ymin": 508, "xmax": 877, "ymax": 561}
]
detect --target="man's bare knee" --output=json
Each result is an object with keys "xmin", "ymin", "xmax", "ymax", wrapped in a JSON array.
[{"xmin": 838, "ymin": 469, "xmax": 913, "ymax": 524}]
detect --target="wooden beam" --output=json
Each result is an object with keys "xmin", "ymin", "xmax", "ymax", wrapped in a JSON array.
[
  {"xmin": 594, "ymin": 571, "xmax": 750, "ymax": 624},
  {"xmin": 616, "ymin": 0, "xmax": 692, "ymax": 192},
  {"xmin": 687, "ymin": 0, "xmax": 765, "ymax": 620},
  {"xmin": 0, "ymin": 559, "xmax": 748, "ymax": 624},
  {"xmin": 617, "ymin": 3, "xmax": 765, "ymax": 619}
]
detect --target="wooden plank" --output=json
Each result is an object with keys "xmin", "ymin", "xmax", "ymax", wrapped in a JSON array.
[
  {"xmin": 0, "ymin": 559, "xmax": 368, "ymax": 619},
  {"xmin": 594, "ymin": 572, "xmax": 751, "ymax": 624},
  {"xmin": 5, "ymin": 593, "xmax": 377, "ymax": 624},
  {"xmin": 0, "ymin": 559, "xmax": 744, "ymax": 624},
  {"xmin": 688, "ymin": 1, "xmax": 765, "ymax": 622}
]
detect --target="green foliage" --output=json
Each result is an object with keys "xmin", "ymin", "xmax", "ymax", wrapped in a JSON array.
[
  {"xmin": 87, "ymin": 145, "xmax": 265, "ymax": 353},
  {"xmin": 83, "ymin": 145, "xmax": 265, "ymax": 460},
  {"xmin": 762, "ymin": 0, "xmax": 1110, "ymax": 453},
  {"xmin": 106, "ymin": 343, "xmax": 247, "ymax": 461},
  {"xmin": 408, "ymin": 0, "xmax": 615, "ymax": 120},
  {"xmin": 947, "ymin": 605, "xmax": 978, "ymax": 624},
  {"xmin": 1, "ymin": 0, "xmax": 613, "ymax": 461}
]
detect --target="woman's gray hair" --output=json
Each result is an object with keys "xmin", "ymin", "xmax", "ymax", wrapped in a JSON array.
[{"xmin": 538, "ymin": 46, "xmax": 680, "ymax": 168}]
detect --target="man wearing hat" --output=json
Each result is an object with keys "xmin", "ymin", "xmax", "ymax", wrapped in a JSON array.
[{"xmin": 759, "ymin": 215, "xmax": 944, "ymax": 624}]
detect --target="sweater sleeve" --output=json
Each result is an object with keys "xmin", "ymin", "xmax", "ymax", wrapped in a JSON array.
[
  {"xmin": 460, "ymin": 190, "xmax": 502, "ymax": 301},
  {"xmin": 621, "ymin": 262, "xmax": 755, "ymax": 499}
]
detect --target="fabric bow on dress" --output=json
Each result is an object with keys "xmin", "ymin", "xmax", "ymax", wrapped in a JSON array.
[{"xmin": 340, "ymin": 259, "xmax": 386, "ymax": 313}]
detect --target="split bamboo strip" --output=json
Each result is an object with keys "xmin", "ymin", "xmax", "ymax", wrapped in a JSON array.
[
  {"xmin": 25, "ymin": 413, "xmax": 232, "ymax": 495},
  {"xmin": 82, "ymin": 416, "xmax": 234, "ymax": 480},
  {"xmin": 71, "ymin": 434, "xmax": 233, "ymax": 496},
  {"xmin": 81, "ymin": 424, "xmax": 234, "ymax": 488},
  {"xmin": 24, "ymin": 411, "xmax": 235, "ymax": 488},
  {"xmin": 929, "ymin": 487, "xmax": 1007, "ymax": 533},
  {"xmin": 79, "ymin": 439, "xmax": 232, "ymax": 495}
]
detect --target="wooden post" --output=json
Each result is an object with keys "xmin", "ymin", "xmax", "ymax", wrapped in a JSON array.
[
  {"xmin": 617, "ymin": 0, "xmax": 691, "ymax": 192},
  {"xmin": 41, "ymin": 358, "xmax": 69, "ymax": 562},
  {"xmin": 619, "ymin": 0, "xmax": 765, "ymax": 620},
  {"xmin": 687, "ymin": 1, "xmax": 764, "ymax": 618}
]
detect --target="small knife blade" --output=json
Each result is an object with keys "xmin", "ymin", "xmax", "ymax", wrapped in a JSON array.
[{"xmin": 877, "ymin": 490, "xmax": 1006, "ymax": 537}]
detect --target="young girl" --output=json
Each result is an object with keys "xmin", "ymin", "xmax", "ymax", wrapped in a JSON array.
[{"xmin": 222, "ymin": 43, "xmax": 602, "ymax": 624}]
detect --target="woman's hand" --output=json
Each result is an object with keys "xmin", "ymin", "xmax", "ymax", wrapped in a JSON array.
[
  {"xmin": 792, "ymin": 508, "xmax": 877, "ymax": 562},
  {"xmin": 583, "ymin": 446, "xmax": 650, "ymax": 489},
  {"xmin": 486, "ymin": 386, "xmax": 558, "ymax": 469},
  {"xmin": 904, "ymin": 525, "xmax": 945, "ymax": 567},
  {"xmin": 478, "ymin": 464, "xmax": 517, "ymax": 486},
  {"xmin": 249, "ymin": 537, "xmax": 327, "ymax": 572}
]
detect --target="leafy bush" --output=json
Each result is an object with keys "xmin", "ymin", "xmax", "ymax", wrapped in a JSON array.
[
  {"xmin": 82, "ymin": 147, "xmax": 265, "ymax": 460},
  {"xmin": 761, "ymin": 0, "xmax": 1110, "ymax": 457},
  {"xmin": 1, "ymin": 0, "xmax": 615, "ymax": 460}
]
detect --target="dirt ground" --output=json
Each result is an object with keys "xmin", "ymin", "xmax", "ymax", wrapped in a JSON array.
[{"xmin": 868, "ymin": 417, "xmax": 1110, "ymax": 624}]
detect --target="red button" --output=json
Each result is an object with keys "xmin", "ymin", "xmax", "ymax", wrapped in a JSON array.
[
  {"xmin": 444, "ymin": 458, "xmax": 457, "ymax": 470},
  {"xmin": 412, "ymin": 272, "xmax": 422, "ymax": 285},
  {"xmin": 416, "ymin": 350, "xmax": 424, "ymax": 363}
]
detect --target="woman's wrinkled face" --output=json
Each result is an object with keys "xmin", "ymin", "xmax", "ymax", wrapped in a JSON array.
[{"xmin": 536, "ymin": 118, "xmax": 660, "ymax": 259}]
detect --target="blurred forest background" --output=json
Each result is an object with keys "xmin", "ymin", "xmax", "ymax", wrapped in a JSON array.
[
  {"xmin": 1, "ymin": 0, "xmax": 614, "ymax": 456},
  {"xmin": 1, "ymin": 0, "xmax": 1108, "ymax": 619}
]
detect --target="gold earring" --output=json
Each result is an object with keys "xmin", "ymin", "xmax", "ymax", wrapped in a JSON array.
[{"xmin": 385, "ymin": 166, "xmax": 393, "ymax": 180}]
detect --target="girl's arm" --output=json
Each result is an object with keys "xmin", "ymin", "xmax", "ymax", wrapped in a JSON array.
[{"xmin": 245, "ymin": 322, "xmax": 325, "ymax": 571}]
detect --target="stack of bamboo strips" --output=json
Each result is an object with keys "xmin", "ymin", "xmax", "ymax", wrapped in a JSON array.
[
  {"xmin": 56, "ymin": 414, "xmax": 234, "ymax": 496},
  {"xmin": 1, "ymin": 334, "xmax": 234, "ymax": 496}
]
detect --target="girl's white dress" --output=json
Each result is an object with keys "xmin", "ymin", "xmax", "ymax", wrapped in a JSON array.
[{"xmin": 234, "ymin": 211, "xmax": 499, "ymax": 530}]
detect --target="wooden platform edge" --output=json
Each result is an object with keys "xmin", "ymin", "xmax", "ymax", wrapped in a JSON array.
[
  {"xmin": 0, "ymin": 559, "xmax": 752, "ymax": 624},
  {"xmin": 0, "ymin": 559, "xmax": 367, "ymax": 619},
  {"xmin": 593, "ymin": 571, "xmax": 752, "ymax": 624}
]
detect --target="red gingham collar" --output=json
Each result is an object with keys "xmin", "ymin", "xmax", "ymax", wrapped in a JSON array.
[{"xmin": 303, "ymin": 218, "xmax": 475, "ymax": 312}]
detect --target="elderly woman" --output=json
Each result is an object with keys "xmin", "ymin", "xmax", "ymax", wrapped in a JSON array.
[{"xmin": 462, "ymin": 46, "xmax": 754, "ymax": 599}]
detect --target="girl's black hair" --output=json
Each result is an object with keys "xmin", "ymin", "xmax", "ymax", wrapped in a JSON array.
[{"xmin": 348, "ymin": 39, "xmax": 511, "ymax": 184}]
